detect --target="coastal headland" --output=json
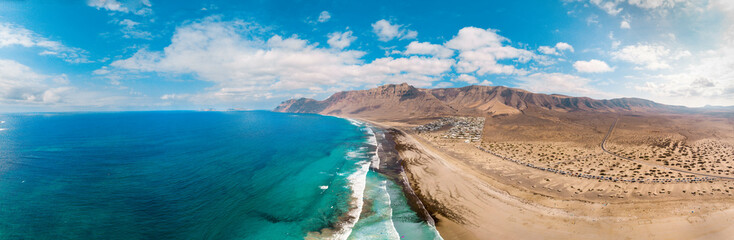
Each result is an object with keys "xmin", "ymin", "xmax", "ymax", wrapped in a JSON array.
[{"xmin": 276, "ymin": 83, "xmax": 734, "ymax": 239}]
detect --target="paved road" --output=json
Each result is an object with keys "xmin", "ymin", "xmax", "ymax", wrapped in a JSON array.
[{"xmin": 600, "ymin": 117, "xmax": 734, "ymax": 181}]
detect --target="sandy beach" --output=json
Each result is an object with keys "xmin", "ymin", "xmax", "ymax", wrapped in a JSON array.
[{"xmin": 366, "ymin": 119, "xmax": 734, "ymax": 240}]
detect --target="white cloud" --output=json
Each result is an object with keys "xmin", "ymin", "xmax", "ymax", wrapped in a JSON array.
[
  {"xmin": 404, "ymin": 41, "xmax": 454, "ymax": 58},
  {"xmin": 633, "ymin": 43, "xmax": 734, "ymax": 106},
  {"xmin": 515, "ymin": 72, "xmax": 608, "ymax": 98},
  {"xmin": 555, "ymin": 42, "xmax": 574, "ymax": 52},
  {"xmin": 709, "ymin": 0, "xmax": 734, "ymax": 14},
  {"xmin": 627, "ymin": 0, "xmax": 686, "ymax": 9},
  {"xmin": 621, "ymin": 0, "xmax": 734, "ymax": 106},
  {"xmin": 371, "ymin": 19, "xmax": 417, "ymax": 41},
  {"xmin": 444, "ymin": 27, "xmax": 506, "ymax": 51},
  {"xmin": 620, "ymin": 15, "xmax": 632, "ymax": 29},
  {"xmin": 160, "ymin": 93, "xmax": 189, "ymax": 100},
  {"xmin": 116, "ymin": 19, "xmax": 153, "ymax": 39},
  {"xmin": 611, "ymin": 40, "xmax": 622, "ymax": 49},
  {"xmin": 612, "ymin": 43, "xmax": 690, "ymax": 70},
  {"xmin": 88, "ymin": 0, "xmax": 128, "ymax": 12},
  {"xmin": 586, "ymin": 15, "xmax": 600, "ymax": 25},
  {"xmin": 635, "ymin": 75, "xmax": 724, "ymax": 99},
  {"xmin": 109, "ymin": 18, "xmax": 453, "ymax": 103},
  {"xmin": 538, "ymin": 46, "xmax": 558, "ymax": 55},
  {"xmin": 318, "ymin": 11, "xmax": 331, "ymax": 23},
  {"xmin": 362, "ymin": 56, "xmax": 455, "ymax": 80},
  {"xmin": 574, "ymin": 0, "xmax": 692, "ymax": 16},
  {"xmin": 455, "ymin": 74, "xmax": 478, "ymax": 84},
  {"xmin": 433, "ymin": 82, "xmax": 454, "ymax": 88},
  {"xmin": 479, "ymin": 80, "xmax": 493, "ymax": 86},
  {"xmin": 87, "ymin": 0, "xmax": 152, "ymax": 15},
  {"xmin": 538, "ymin": 42, "xmax": 573, "ymax": 55},
  {"xmin": 573, "ymin": 59, "xmax": 615, "ymax": 73},
  {"xmin": 445, "ymin": 27, "xmax": 536, "ymax": 75},
  {"xmin": 118, "ymin": 19, "xmax": 139, "ymax": 28},
  {"xmin": 402, "ymin": 30, "xmax": 418, "ymax": 40},
  {"xmin": 620, "ymin": 20, "xmax": 631, "ymax": 29},
  {"xmin": 327, "ymin": 31, "xmax": 356, "ymax": 49},
  {"xmin": 590, "ymin": 0, "xmax": 623, "ymax": 15},
  {"xmin": 565, "ymin": 0, "xmax": 700, "ymax": 16},
  {"xmin": 372, "ymin": 20, "xmax": 399, "ymax": 41},
  {"xmin": 0, "ymin": 22, "xmax": 89, "ymax": 63},
  {"xmin": 0, "ymin": 59, "xmax": 74, "ymax": 104}
]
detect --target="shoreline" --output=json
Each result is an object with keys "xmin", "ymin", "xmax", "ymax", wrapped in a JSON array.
[
  {"xmin": 315, "ymin": 116, "xmax": 441, "ymax": 239},
  {"xmin": 368, "ymin": 125, "xmax": 437, "ymax": 227}
]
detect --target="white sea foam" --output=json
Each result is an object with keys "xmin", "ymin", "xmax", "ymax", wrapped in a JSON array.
[
  {"xmin": 346, "ymin": 118, "xmax": 362, "ymax": 127},
  {"xmin": 330, "ymin": 121, "xmax": 378, "ymax": 240},
  {"xmin": 331, "ymin": 157, "xmax": 370, "ymax": 240},
  {"xmin": 370, "ymin": 150, "xmax": 381, "ymax": 170},
  {"xmin": 364, "ymin": 128, "xmax": 377, "ymax": 146},
  {"xmin": 370, "ymin": 131, "xmax": 382, "ymax": 169},
  {"xmin": 382, "ymin": 180, "xmax": 402, "ymax": 239}
]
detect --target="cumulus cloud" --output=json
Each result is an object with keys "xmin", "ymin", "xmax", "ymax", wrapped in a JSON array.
[
  {"xmin": 88, "ymin": 0, "xmax": 128, "ymax": 12},
  {"xmin": 0, "ymin": 59, "xmax": 74, "ymax": 104},
  {"xmin": 538, "ymin": 42, "xmax": 574, "ymax": 55},
  {"xmin": 515, "ymin": 72, "xmax": 608, "ymax": 98},
  {"xmin": 612, "ymin": 43, "xmax": 690, "ymax": 70},
  {"xmin": 108, "ymin": 18, "xmax": 453, "ymax": 103},
  {"xmin": 626, "ymin": 0, "xmax": 734, "ymax": 106},
  {"xmin": 455, "ymin": 74, "xmax": 478, "ymax": 84},
  {"xmin": 433, "ymin": 81, "xmax": 454, "ymax": 88},
  {"xmin": 538, "ymin": 46, "xmax": 558, "ymax": 55},
  {"xmin": 371, "ymin": 19, "xmax": 417, "ymax": 41},
  {"xmin": 709, "ymin": 0, "xmax": 734, "ymax": 14},
  {"xmin": 160, "ymin": 93, "xmax": 189, "ymax": 100},
  {"xmin": 318, "ymin": 11, "xmax": 331, "ymax": 23},
  {"xmin": 327, "ymin": 31, "xmax": 356, "ymax": 49},
  {"xmin": 620, "ymin": 20, "xmax": 631, "ymax": 29},
  {"xmin": 479, "ymin": 80, "xmax": 493, "ymax": 85},
  {"xmin": 445, "ymin": 27, "xmax": 537, "ymax": 75},
  {"xmin": 0, "ymin": 22, "xmax": 90, "ymax": 63},
  {"xmin": 635, "ymin": 74, "xmax": 732, "ymax": 106},
  {"xmin": 555, "ymin": 42, "xmax": 574, "ymax": 52},
  {"xmin": 403, "ymin": 41, "xmax": 454, "ymax": 58},
  {"xmin": 573, "ymin": 59, "xmax": 615, "ymax": 73},
  {"xmin": 87, "ymin": 0, "xmax": 152, "ymax": 15},
  {"xmin": 627, "ymin": 0, "xmax": 687, "ymax": 9},
  {"xmin": 100, "ymin": 19, "xmax": 601, "ymax": 105},
  {"xmin": 575, "ymin": 0, "xmax": 689, "ymax": 16},
  {"xmin": 115, "ymin": 19, "xmax": 153, "ymax": 39},
  {"xmin": 634, "ymin": 46, "xmax": 734, "ymax": 106},
  {"xmin": 590, "ymin": 0, "xmax": 623, "ymax": 15}
]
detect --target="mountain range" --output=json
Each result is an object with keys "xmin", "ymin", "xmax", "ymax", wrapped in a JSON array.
[{"xmin": 274, "ymin": 83, "xmax": 689, "ymax": 119}]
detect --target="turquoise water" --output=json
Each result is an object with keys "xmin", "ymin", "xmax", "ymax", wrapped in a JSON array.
[{"xmin": 0, "ymin": 111, "xmax": 440, "ymax": 239}]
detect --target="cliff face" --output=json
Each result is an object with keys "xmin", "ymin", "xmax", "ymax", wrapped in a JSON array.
[
  {"xmin": 274, "ymin": 83, "xmax": 682, "ymax": 119},
  {"xmin": 276, "ymin": 83, "xmax": 458, "ymax": 119}
]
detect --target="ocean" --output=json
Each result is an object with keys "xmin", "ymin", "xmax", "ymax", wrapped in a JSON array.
[{"xmin": 0, "ymin": 111, "xmax": 441, "ymax": 239}]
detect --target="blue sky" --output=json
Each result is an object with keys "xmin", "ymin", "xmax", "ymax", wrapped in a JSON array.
[{"xmin": 1, "ymin": 0, "xmax": 733, "ymax": 112}]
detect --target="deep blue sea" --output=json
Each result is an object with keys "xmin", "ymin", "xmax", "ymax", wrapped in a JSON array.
[{"xmin": 0, "ymin": 111, "xmax": 440, "ymax": 239}]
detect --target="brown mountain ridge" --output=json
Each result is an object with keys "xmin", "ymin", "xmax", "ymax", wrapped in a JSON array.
[{"xmin": 273, "ymin": 83, "xmax": 685, "ymax": 119}]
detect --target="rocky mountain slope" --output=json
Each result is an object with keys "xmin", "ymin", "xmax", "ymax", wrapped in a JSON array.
[{"xmin": 274, "ymin": 83, "xmax": 684, "ymax": 119}]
